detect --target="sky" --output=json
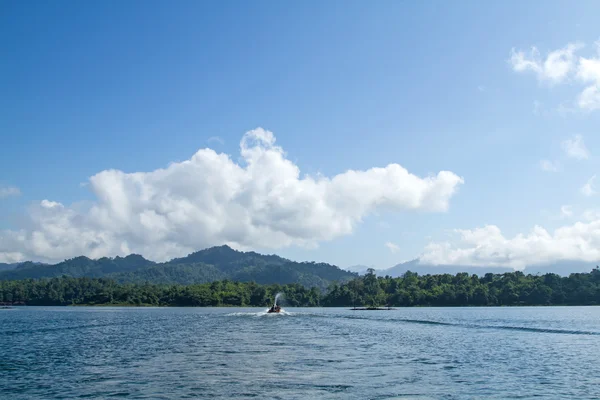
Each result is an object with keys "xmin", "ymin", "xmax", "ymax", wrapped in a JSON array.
[{"xmin": 1, "ymin": 1, "xmax": 600, "ymax": 271}]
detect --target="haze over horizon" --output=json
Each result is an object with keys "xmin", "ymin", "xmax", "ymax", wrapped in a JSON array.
[{"xmin": 2, "ymin": 1, "xmax": 600, "ymax": 272}]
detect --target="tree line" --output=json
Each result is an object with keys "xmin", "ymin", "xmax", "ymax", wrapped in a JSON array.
[
  {"xmin": 0, "ymin": 277, "xmax": 321, "ymax": 307},
  {"xmin": 1, "ymin": 268, "xmax": 600, "ymax": 307},
  {"xmin": 323, "ymin": 268, "xmax": 600, "ymax": 307}
]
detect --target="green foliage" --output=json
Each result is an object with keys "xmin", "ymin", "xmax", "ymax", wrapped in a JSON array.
[
  {"xmin": 322, "ymin": 267, "xmax": 600, "ymax": 307},
  {"xmin": 2, "ymin": 268, "xmax": 600, "ymax": 307},
  {"xmin": 0, "ymin": 276, "xmax": 322, "ymax": 307},
  {"xmin": 109, "ymin": 262, "xmax": 226, "ymax": 285}
]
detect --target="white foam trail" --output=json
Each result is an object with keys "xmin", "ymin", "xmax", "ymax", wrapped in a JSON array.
[{"xmin": 225, "ymin": 308, "xmax": 289, "ymax": 317}]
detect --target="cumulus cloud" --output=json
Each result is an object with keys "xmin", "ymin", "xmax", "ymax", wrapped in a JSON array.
[
  {"xmin": 0, "ymin": 186, "xmax": 21, "ymax": 199},
  {"xmin": 510, "ymin": 40, "xmax": 600, "ymax": 111},
  {"xmin": 539, "ymin": 159, "xmax": 559, "ymax": 172},
  {"xmin": 385, "ymin": 242, "xmax": 400, "ymax": 254},
  {"xmin": 0, "ymin": 128, "xmax": 464, "ymax": 263},
  {"xmin": 420, "ymin": 221, "xmax": 600, "ymax": 269},
  {"xmin": 581, "ymin": 175, "xmax": 596, "ymax": 197},
  {"xmin": 562, "ymin": 134, "xmax": 590, "ymax": 160}
]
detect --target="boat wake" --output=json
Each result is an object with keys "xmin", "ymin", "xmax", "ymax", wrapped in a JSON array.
[{"xmin": 225, "ymin": 308, "xmax": 290, "ymax": 317}]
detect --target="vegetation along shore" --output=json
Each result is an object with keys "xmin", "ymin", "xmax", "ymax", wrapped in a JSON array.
[{"xmin": 1, "ymin": 267, "xmax": 599, "ymax": 307}]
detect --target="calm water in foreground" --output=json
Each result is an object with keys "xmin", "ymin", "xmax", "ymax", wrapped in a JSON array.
[{"xmin": 1, "ymin": 307, "xmax": 599, "ymax": 399}]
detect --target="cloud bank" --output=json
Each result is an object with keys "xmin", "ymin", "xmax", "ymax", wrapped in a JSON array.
[
  {"xmin": 0, "ymin": 128, "xmax": 464, "ymax": 263},
  {"xmin": 421, "ymin": 219, "xmax": 600, "ymax": 270}
]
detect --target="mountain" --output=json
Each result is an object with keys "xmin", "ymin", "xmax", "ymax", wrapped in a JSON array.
[
  {"xmin": 0, "ymin": 245, "xmax": 357, "ymax": 289},
  {"xmin": 0, "ymin": 263, "xmax": 19, "ymax": 272},
  {"xmin": 0, "ymin": 254, "xmax": 153, "ymax": 280},
  {"xmin": 379, "ymin": 258, "xmax": 599, "ymax": 277},
  {"xmin": 110, "ymin": 262, "xmax": 226, "ymax": 285},
  {"xmin": 161, "ymin": 245, "xmax": 356, "ymax": 288},
  {"xmin": 0, "ymin": 261, "xmax": 46, "ymax": 272}
]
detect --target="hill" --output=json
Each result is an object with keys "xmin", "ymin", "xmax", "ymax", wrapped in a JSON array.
[
  {"xmin": 0, "ymin": 263, "xmax": 18, "ymax": 272},
  {"xmin": 0, "ymin": 246, "xmax": 357, "ymax": 289},
  {"xmin": 0, "ymin": 255, "xmax": 154, "ymax": 281},
  {"xmin": 0, "ymin": 261, "xmax": 47, "ymax": 272}
]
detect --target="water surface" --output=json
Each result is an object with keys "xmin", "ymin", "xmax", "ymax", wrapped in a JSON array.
[{"xmin": 1, "ymin": 306, "xmax": 599, "ymax": 399}]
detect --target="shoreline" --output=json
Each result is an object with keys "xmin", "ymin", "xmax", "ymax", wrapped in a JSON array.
[{"xmin": 2, "ymin": 304, "xmax": 597, "ymax": 308}]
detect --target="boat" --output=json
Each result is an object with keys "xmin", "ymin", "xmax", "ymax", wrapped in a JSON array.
[{"xmin": 267, "ymin": 305, "xmax": 281, "ymax": 313}]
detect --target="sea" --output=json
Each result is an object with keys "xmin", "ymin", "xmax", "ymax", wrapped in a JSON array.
[{"xmin": 1, "ymin": 306, "xmax": 599, "ymax": 399}]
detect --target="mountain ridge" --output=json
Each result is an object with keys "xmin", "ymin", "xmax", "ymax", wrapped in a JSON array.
[{"xmin": 0, "ymin": 245, "xmax": 357, "ymax": 289}]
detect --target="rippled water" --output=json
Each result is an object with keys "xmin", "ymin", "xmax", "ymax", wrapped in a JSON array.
[{"xmin": 1, "ymin": 306, "xmax": 599, "ymax": 399}]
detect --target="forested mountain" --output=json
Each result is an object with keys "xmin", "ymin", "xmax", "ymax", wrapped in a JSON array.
[
  {"xmin": 0, "ymin": 246, "xmax": 357, "ymax": 289},
  {"xmin": 0, "ymin": 263, "xmax": 18, "ymax": 272},
  {"xmin": 110, "ymin": 262, "xmax": 226, "ymax": 285},
  {"xmin": 0, "ymin": 261, "xmax": 46, "ymax": 272},
  {"xmin": 0, "ymin": 255, "xmax": 153, "ymax": 281}
]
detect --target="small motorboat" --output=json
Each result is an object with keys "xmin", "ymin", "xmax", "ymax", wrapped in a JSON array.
[{"xmin": 267, "ymin": 305, "xmax": 281, "ymax": 313}]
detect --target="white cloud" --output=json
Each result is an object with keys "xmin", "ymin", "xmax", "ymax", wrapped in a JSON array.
[
  {"xmin": 0, "ymin": 128, "xmax": 464, "ymax": 263},
  {"xmin": 510, "ymin": 40, "xmax": 600, "ymax": 111},
  {"xmin": 539, "ymin": 159, "xmax": 559, "ymax": 172},
  {"xmin": 509, "ymin": 42, "xmax": 584, "ymax": 83},
  {"xmin": 577, "ymin": 47, "xmax": 600, "ymax": 83},
  {"xmin": 578, "ymin": 85, "xmax": 600, "ymax": 111},
  {"xmin": 420, "ymin": 220, "xmax": 600, "ymax": 269},
  {"xmin": 562, "ymin": 134, "xmax": 590, "ymax": 160},
  {"xmin": 576, "ymin": 40, "xmax": 600, "ymax": 109},
  {"xmin": 385, "ymin": 242, "xmax": 400, "ymax": 254},
  {"xmin": 560, "ymin": 205, "xmax": 573, "ymax": 218},
  {"xmin": 207, "ymin": 136, "xmax": 225, "ymax": 145},
  {"xmin": 477, "ymin": 85, "xmax": 486, "ymax": 92},
  {"xmin": 0, "ymin": 186, "xmax": 21, "ymax": 199},
  {"xmin": 581, "ymin": 175, "xmax": 596, "ymax": 196}
]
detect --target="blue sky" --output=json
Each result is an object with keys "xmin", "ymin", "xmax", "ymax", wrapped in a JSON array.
[{"xmin": 2, "ymin": 1, "xmax": 600, "ymax": 270}]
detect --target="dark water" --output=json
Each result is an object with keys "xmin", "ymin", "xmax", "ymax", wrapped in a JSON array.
[{"xmin": 1, "ymin": 307, "xmax": 599, "ymax": 399}]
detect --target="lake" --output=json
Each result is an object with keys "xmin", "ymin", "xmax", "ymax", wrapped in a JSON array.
[{"xmin": 1, "ymin": 306, "xmax": 599, "ymax": 399}]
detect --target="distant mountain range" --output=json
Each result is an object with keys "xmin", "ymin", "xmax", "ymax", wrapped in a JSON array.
[
  {"xmin": 374, "ymin": 258, "xmax": 599, "ymax": 277},
  {"xmin": 0, "ymin": 246, "xmax": 357, "ymax": 289},
  {"xmin": 0, "ymin": 261, "xmax": 46, "ymax": 272},
  {"xmin": 0, "ymin": 263, "xmax": 18, "ymax": 272},
  {"xmin": 2, "ymin": 247, "xmax": 596, "ymax": 288}
]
